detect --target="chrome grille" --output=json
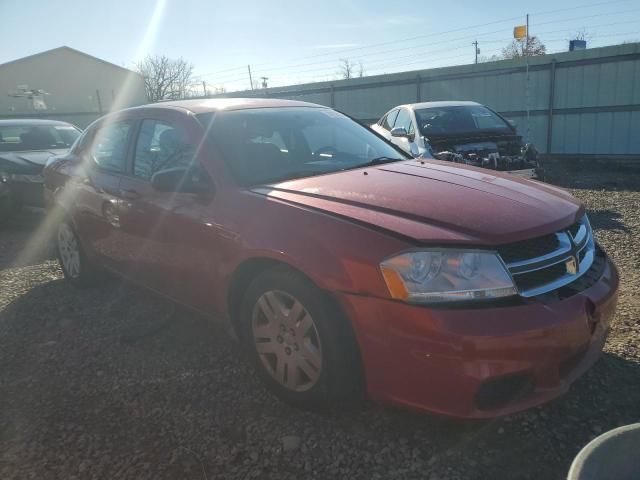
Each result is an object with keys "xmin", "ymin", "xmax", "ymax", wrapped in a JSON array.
[{"xmin": 497, "ymin": 216, "xmax": 596, "ymax": 297}]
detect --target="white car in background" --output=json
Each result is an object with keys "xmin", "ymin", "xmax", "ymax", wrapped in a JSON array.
[{"xmin": 371, "ymin": 101, "xmax": 540, "ymax": 178}]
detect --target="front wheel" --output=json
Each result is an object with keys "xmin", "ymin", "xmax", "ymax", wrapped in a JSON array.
[
  {"xmin": 239, "ymin": 268, "xmax": 364, "ymax": 409},
  {"xmin": 56, "ymin": 220, "xmax": 103, "ymax": 286}
]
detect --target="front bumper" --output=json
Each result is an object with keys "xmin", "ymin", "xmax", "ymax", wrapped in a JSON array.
[
  {"xmin": 339, "ymin": 256, "xmax": 618, "ymax": 418},
  {"xmin": 5, "ymin": 174, "xmax": 45, "ymax": 208}
]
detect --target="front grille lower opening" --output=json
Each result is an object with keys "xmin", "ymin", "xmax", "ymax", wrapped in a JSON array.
[{"xmin": 475, "ymin": 374, "xmax": 534, "ymax": 410}]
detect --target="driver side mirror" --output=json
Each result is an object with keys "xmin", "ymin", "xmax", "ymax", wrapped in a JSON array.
[
  {"xmin": 391, "ymin": 126, "xmax": 415, "ymax": 142},
  {"xmin": 151, "ymin": 166, "xmax": 213, "ymax": 194},
  {"xmin": 390, "ymin": 126, "xmax": 408, "ymax": 138}
]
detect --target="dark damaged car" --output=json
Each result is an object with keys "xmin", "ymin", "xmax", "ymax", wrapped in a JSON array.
[
  {"xmin": 372, "ymin": 101, "xmax": 541, "ymax": 179},
  {"xmin": 0, "ymin": 119, "xmax": 81, "ymax": 220}
]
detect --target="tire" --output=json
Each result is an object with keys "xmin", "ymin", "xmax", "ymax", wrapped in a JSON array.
[
  {"xmin": 56, "ymin": 220, "xmax": 104, "ymax": 286},
  {"xmin": 239, "ymin": 267, "xmax": 364, "ymax": 410}
]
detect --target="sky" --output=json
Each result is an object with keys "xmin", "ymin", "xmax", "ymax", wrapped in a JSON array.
[{"xmin": 1, "ymin": 0, "xmax": 639, "ymax": 92}]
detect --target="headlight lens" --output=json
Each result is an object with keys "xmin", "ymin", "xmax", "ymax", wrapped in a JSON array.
[
  {"xmin": 380, "ymin": 250, "xmax": 517, "ymax": 303},
  {"xmin": 0, "ymin": 170, "xmax": 8, "ymax": 183}
]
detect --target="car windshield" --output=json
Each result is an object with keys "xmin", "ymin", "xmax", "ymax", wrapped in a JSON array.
[
  {"xmin": 0, "ymin": 124, "xmax": 81, "ymax": 152},
  {"xmin": 200, "ymin": 107, "xmax": 406, "ymax": 185},
  {"xmin": 415, "ymin": 105, "xmax": 512, "ymax": 136}
]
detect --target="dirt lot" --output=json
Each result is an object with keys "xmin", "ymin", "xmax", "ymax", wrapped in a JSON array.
[{"xmin": 1, "ymin": 165, "xmax": 639, "ymax": 480}]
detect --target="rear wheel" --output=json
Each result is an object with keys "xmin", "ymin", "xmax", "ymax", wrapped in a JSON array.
[
  {"xmin": 239, "ymin": 268, "xmax": 363, "ymax": 409},
  {"xmin": 56, "ymin": 220, "xmax": 103, "ymax": 286}
]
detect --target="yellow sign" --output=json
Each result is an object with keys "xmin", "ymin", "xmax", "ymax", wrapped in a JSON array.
[{"xmin": 514, "ymin": 25, "xmax": 527, "ymax": 40}]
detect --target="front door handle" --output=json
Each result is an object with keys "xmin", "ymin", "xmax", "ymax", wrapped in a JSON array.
[{"xmin": 120, "ymin": 188, "xmax": 140, "ymax": 200}]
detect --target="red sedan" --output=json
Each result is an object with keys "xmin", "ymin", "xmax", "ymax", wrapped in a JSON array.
[{"xmin": 43, "ymin": 99, "xmax": 618, "ymax": 418}]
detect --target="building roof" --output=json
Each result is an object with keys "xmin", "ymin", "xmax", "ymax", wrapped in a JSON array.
[
  {"xmin": 0, "ymin": 46, "xmax": 141, "ymax": 77},
  {"xmin": 139, "ymin": 98, "xmax": 326, "ymax": 114}
]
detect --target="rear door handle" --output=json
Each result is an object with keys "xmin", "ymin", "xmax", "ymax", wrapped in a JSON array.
[{"xmin": 120, "ymin": 188, "xmax": 140, "ymax": 200}]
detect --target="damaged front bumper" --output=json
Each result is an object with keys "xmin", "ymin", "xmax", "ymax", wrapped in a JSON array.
[
  {"xmin": 1, "ymin": 173, "xmax": 45, "ymax": 208},
  {"xmin": 426, "ymin": 140, "xmax": 542, "ymax": 179}
]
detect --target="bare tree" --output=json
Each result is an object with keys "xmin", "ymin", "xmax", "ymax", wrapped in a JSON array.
[
  {"xmin": 338, "ymin": 58, "xmax": 365, "ymax": 79},
  {"xmin": 478, "ymin": 54, "xmax": 502, "ymax": 63},
  {"xmin": 136, "ymin": 55, "xmax": 195, "ymax": 102},
  {"xmin": 338, "ymin": 58, "xmax": 355, "ymax": 79},
  {"xmin": 501, "ymin": 36, "xmax": 546, "ymax": 59},
  {"xmin": 572, "ymin": 28, "xmax": 592, "ymax": 42}
]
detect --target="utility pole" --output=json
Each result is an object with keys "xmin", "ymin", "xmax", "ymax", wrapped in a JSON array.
[
  {"xmin": 260, "ymin": 76, "xmax": 268, "ymax": 89},
  {"xmin": 525, "ymin": 13, "xmax": 531, "ymax": 143},
  {"xmin": 472, "ymin": 40, "xmax": 479, "ymax": 64},
  {"xmin": 247, "ymin": 65, "xmax": 254, "ymax": 91},
  {"xmin": 202, "ymin": 80, "xmax": 207, "ymax": 97}
]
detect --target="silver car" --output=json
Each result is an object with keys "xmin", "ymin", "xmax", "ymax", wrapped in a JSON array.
[{"xmin": 371, "ymin": 101, "xmax": 540, "ymax": 178}]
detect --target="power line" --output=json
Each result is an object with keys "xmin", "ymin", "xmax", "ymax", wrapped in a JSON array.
[
  {"xmin": 212, "ymin": 41, "xmax": 485, "ymax": 85},
  {"xmin": 532, "ymin": 6, "xmax": 640, "ymax": 28},
  {"xmin": 208, "ymin": 9, "xmax": 640, "ymax": 89},
  {"xmin": 198, "ymin": 0, "xmax": 635, "ymax": 79},
  {"xmin": 205, "ymin": 12, "xmax": 640, "ymax": 85},
  {"xmin": 202, "ymin": 25, "xmax": 515, "ymax": 82},
  {"xmin": 206, "ymin": 24, "xmax": 520, "ymax": 83},
  {"xmin": 529, "ymin": 0, "xmax": 634, "ymax": 16},
  {"xmin": 544, "ymin": 30, "xmax": 640, "ymax": 42},
  {"xmin": 197, "ymin": 14, "xmax": 525, "ymax": 78},
  {"xmin": 213, "ymin": 16, "xmax": 640, "ymax": 87}
]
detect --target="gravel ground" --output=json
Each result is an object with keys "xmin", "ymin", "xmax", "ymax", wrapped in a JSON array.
[{"xmin": 1, "ymin": 165, "xmax": 639, "ymax": 480}]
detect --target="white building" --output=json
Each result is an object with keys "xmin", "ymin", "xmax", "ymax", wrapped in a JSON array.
[{"xmin": 0, "ymin": 46, "xmax": 147, "ymax": 128}]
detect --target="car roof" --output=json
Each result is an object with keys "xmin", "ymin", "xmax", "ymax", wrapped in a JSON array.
[
  {"xmin": 131, "ymin": 98, "xmax": 328, "ymax": 114},
  {"xmin": 0, "ymin": 118, "xmax": 77, "ymax": 127},
  {"xmin": 403, "ymin": 101, "xmax": 483, "ymax": 110}
]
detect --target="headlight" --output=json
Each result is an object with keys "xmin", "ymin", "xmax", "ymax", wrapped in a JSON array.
[
  {"xmin": 0, "ymin": 170, "xmax": 8, "ymax": 183},
  {"xmin": 380, "ymin": 250, "xmax": 517, "ymax": 303}
]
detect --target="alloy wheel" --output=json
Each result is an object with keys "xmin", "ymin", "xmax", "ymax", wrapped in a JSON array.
[
  {"xmin": 57, "ymin": 223, "xmax": 81, "ymax": 279},
  {"xmin": 251, "ymin": 290, "xmax": 323, "ymax": 392}
]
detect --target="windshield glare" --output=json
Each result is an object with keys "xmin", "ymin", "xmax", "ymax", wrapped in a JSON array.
[
  {"xmin": 415, "ymin": 105, "xmax": 511, "ymax": 136},
  {"xmin": 0, "ymin": 124, "xmax": 81, "ymax": 152},
  {"xmin": 202, "ymin": 107, "xmax": 405, "ymax": 185}
]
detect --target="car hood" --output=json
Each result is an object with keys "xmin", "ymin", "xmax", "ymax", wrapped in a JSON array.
[
  {"xmin": 0, "ymin": 149, "xmax": 68, "ymax": 174},
  {"xmin": 251, "ymin": 159, "xmax": 583, "ymax": 245}
]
